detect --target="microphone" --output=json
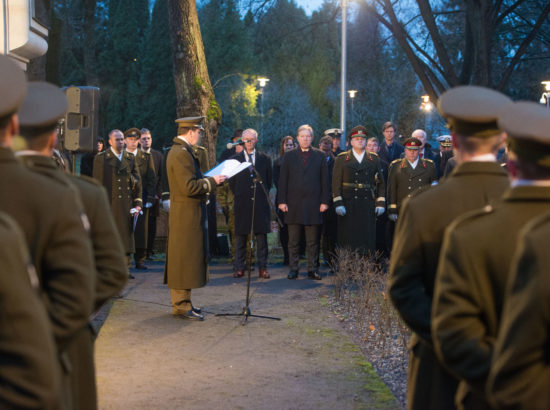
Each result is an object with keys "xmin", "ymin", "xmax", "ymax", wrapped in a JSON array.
[{"xmin": 226, "ymin": 139, "xmax": 244, "ymax": 149}]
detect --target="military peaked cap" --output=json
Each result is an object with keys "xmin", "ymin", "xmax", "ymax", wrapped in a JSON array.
[
  {"xmin": 18, "ymin": 82, "xmax": 67, "ymax": 129},
  {"xmin": 437, "ymin": 135, "xmax": 453, "ymax": 147},
  {"xmin": 124, "ymin": 128, "xmax": 141, "ymax": 139},
  {"xmin": 403, "ymin": 137, "xmax": 422, "ymax": 150},
  {"xmin": 348, "ymin": 125, "xmax": 368, "ymax": 139},
  {"xmin": 498, "ymin": 101, "xmax": 550, "ymax": 167},
  {"xmin": 437, "ymin": 85, "xmax": 512, "ymax": 138},
  {"xmin": 0, "ymin": 55, "xmax": 27, "ymax": 119},
  {"xmin": 175, "ymin": 116, "xmax": 205, "ymax": 131},
  {"xmin": 324, "ymin": 128, "xmax": 342, "ymax": 138}
]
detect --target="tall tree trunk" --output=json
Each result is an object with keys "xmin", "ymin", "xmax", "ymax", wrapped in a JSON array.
[
  {"xmin": 83, "ymin": 0, "xmax": 99, "ymax": 85},
  {"xmin": 167, "ymin": 0, "xmax": 221, "ymax": 167}
]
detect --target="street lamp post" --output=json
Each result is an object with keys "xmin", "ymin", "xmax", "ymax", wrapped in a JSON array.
[
  {"xmin": 420, "ymin": 95, "xmax": 434, "ymax": 134},
  {"xmin": 347, "ymin": 89, "xmax": 357, "ymax": 126},
  {"xmin": 540, "ymin": 81, "xmax": 550, "ymax": 109},
  {"xmin": 340, "ymin": 0, "xmax": 348, "ymax": 150},
  {"xmin": 258, "ymin": 77, "xmax": 269, "ymax": 136}
]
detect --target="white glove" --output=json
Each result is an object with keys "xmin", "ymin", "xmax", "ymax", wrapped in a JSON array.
[
  {"xmin": 162, "ymin": 200, "xmax": 170, "ymax": 212},
  {"xmin": 335, "ymin": 206, "xmax": 346, "ymax": 216},
  {"xmin": 388, "ymin": 214, "xmax": 398, "ymax": 222},
  {"xmin": 145, "ymin": 202, "xmax": 153, "ymax": 208},
  {"xmin": 375, "ymin": 207, "xmax": 385, "ymax": 217}
]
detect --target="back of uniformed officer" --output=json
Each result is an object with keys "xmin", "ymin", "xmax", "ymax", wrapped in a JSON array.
[
  {"xmin": 0, "ymin": 211, "xmax": 61, "ymax": 409},
  {"xmin": 388, "ymin": 85, "xmax": 512, "ymax": 410},
  {"xmin": 432, "ymin": 101, "xmax": 550, "ymax": 409},
  {"xmin": 0, "ymin": 55, "xmax": 95, "ymax": 409},
  {"xmin": 17, "ymin": 81, "xmax": 129, "ymax": 410}
]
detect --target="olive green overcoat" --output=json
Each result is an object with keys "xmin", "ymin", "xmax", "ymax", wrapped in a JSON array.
[
  {"xmin": 388, "ymin": 161, "xmax": 509, "ymax": 410},
  {"xmin": 164, "ymin": 138, "xmax": 216, "ymax": 289},
  {"xmin": 93, "ymin": 149, "xmax": 142, "ymax": 253},
  {"xmin": 131, "ymin": 149, "xmax": 155, "ymax": 249},
  {"xmin": 488, "ymin": 212, "xmax": 550, "ymax": 409},
  {"xmin": 332, "ymin": 150, "xmax": 385, "ymax": 253},
  {"xmin": 0, "ymin": 212, "xmax": 61, "ymax": 409},
  {"xmin": 432, "ymin": 185, "xmax": 550, "ymax": 408}
]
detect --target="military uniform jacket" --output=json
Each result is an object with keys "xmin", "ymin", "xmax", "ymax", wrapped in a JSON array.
[
  {"xmin": 93, "ymin": 149, "xmax": 142, "ymax": 254},
  {"xmin": 432, "ymin": 185, "xmax": 550, "ymax": 407},
  {"xmin": 0, "ymin": 148, "xmax": 95, "ymax": 353},
  {"xmin": 164, "ymin": 137, "xmax": 216, "ymax": 289},
  {"xmin": 20, "ymin": 154, "xmax": 127, "ymax": 410},
  {"xmin": 387, "ymin": 158, "xmax": 436, "ymax": 215},
  {"xmin": 230, "ymin": 150, "xmax": 272, "ymax": 236},
  {"xmin": 0, "ymin": 212, "xmax": 61, "ymax": 409},
  {"xmin": 332, "ymin": 150, "xmax": 385, "ymax": 253},
  {"xmin": 278, "ymin": 147, "xmax": 330, "ymax": 225},
  {"xmin": 128, "ymin": 150, "xmax": 155, "ymax": 249},
  {"xmin": 488, "ymin": 212, "xmax": 550, "ymax": 409},
  {"xmin": 388, "ymin": 161, "xmax": 509, "ymax": 410}
]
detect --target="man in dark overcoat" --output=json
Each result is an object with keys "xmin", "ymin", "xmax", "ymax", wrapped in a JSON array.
[
  {"xmin": 387, "ymin": 137, "xmax": 437, "ymax": 222},
  {"xmin": 332, "ymin": 126, "xmax": 386, "ymax": 255},
  {"xmin": 124, "ymin": 127, "xmax": 155, "ymax": 269},
  {"xmin": 319, "ymin": 135, "xmax": 337, "ymax": 267},
  {"xmin": 17, "ymin": 81, "xmax": 128, "ymax": 410},
  {"xmin": 0, "ymin": 56, "xmax": 95, "ymax": 410},
  {"xmin": 378, "ymin": 121, "xmax": 404, "ymax": 163},
  {"xmin": 230, "ymin": 128, "xmax": 272, "ymax": 278},
  {"xmin": 388, "ymin": 85, "xmax": 512, "ymax": 410},
  {"xmin": 432, "ymin": 101, "xmax": 550, "ymax": 409},
  {"xmin": 94, "ymin": 129, "xmax": 142, "ymax": 268},
  {"xmin": 163, "ymin": 116, "xmax": 226, "ymax": 321},
  {"xmin": 140, "ymin": 128, "xmax": 164, "ymax": 260},
  {"xmin": 278, "ymin": 124, "xmax": 329, "ymax": 280}
]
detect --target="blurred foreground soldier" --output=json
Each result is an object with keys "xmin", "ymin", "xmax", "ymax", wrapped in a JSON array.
[
  {"xmin": 379, "ymin": 121, "xmax": 404, "ymax": 163},
  {"xmin": 125, "ymin": 127, "xmax": 155, "ymax": 269},
  {"xmin": 94, "ymin": 129, "xmax": 142, "ymax": 274},
  {"xmin": 432, "ymin": 101, "xmax": 550, "ymax": 409},
  {"xmin": 488, "ymin": 212, "xmax": 550, "ymax": 409},
  {"xmin": 278, "ymin": 124, "xmax": 329, "ymax": 280},
  {"xmin": 324, "ymin": 128, "xmax": 343, "ymax": 156},
  {"xmin": 387, "ymin": 137, "xmax": 436, "ymax": 222},
  {"xmin": 18, "ymin": 82, "xmax": 128, "ymax": 410},
  {"xmin": 318, "ymin": 135, "xmax": 337, "ymax": 267},
  {"xmin": 0, "ymin": 212, "xmax": 60, "ymax": 409},
  {"xmin": 0, "ymin": 55, "xmax": 95, "ymax": 409},
  {"xmin": 140, "ymin": 128, "xmax": 164, "ymax": 260},
  {"xmin": 230, "ymin": 128, "xmax": 272, "ymax": 279},
  {"xmin": 388, "ymin": 85, "xmax": 512, "ymax": 410},
  {"xmin": 332, "ymin": 126, "xmax": 385, "ymax": 255},
  {"xmin": 163, "ymin": 116, "xmax": 226, "ymax": 321}
]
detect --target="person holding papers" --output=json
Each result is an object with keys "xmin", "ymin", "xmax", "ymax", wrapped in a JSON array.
[
  {"xmin": 163, "ymin": 116, "xmax": 226, "ymax": 321},
  {"xmin": 229, "ymin": 128, "xmax": 273, "ymax": 279}
]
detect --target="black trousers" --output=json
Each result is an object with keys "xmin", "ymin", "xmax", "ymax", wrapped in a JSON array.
[
  {"xmin": 321, "ymin": 207, "xmax": 337, "ymax": 265},
  {"xmin": 288, "ymin": 224, "xmax": 320, "ymax": 272},
  {"xmin": 234, "ymin": 233, "xmax": 267, "ymax": 271}
]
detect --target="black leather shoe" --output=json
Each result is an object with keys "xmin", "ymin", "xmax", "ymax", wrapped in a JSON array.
[
  {"xmin": 135, "ymin": 263, "xmax": 148, "ymax": 270},
  {"xmin": 308, "ymin": 271, "xmax": 322, "ymax": 280},
  {"xmin": 191, "ymin": 305, "xmax": 202, "ymax": 314},
  {"xmin": 128, "ymin": 272, "xmax": 135, "ymax": 279},
  {"xmin": 175, "ymin": 310, "xmax": 204, "ymax": 321},
  {"xmin": 287, "ymin": 270, "xmax": 298, "ymax": 280}
]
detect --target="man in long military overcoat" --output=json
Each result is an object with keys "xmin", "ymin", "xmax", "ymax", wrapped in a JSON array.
[
  {"xmin": 388, "ymin": 85, "xmax": 512, "ymax": 410},
  {"xmin": 278, "ymin": 124, "xmax": 330, "ymax": 280},
  {"xmin": 332, "ymin": 126, "xmax": 386, "ymax": 255},
  {"xmin": 432, "ymin": 101, "xmax": 550, "ymax": 408},
  {"xmin": 94, "ymin": 129, "xmax": 142, "ymax": 264},
  {"xmin": 124, "ymin": 127, "xmax": 155, "ymax": 269},
  {"xmin": 0, "ymin": 55, "xmax": 95, "ymax": 410},
  {"xmin": 17, "ymin": 81, "xmax": 128, "ymax": 410},
  {"xmin": 230, "ymin": 128, "xmax": 272, "ymax": 279},
  {"xmin": 163, "ymin": 116, "xmax": 225, "ymax": 321},
  {"xmin": 387, "ymin": 137, "xmax": 437, "ymax": 221}
]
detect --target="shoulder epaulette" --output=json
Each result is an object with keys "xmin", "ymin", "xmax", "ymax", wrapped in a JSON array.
[
  {"xmin": 337, "ymin": 151, "xmax": 348, "ymax": 157},
  {"xmin": 422, "ymin": 158, "xmax": 434, "ymax": 163},
  {"xmin": 195, "ymin": 146, "xmax": 207, "ymax": 152},
  {"xmin": 369, "ymin": 151, "xmax": 379, "ymax": 157},
  {"xmin": 390, "ymin": 158, "xmax": 402, "ymax": 166}
]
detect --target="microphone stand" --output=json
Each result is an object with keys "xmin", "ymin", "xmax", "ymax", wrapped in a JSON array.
[{"xmin": 216, "ymin": 161, "xmax": 282, "ymax": 325}]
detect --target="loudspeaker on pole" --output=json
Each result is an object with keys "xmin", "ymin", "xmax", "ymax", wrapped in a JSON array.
[{"xmin": 62, "ymin": 86, "xmax": 100, "ymax": 152}]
